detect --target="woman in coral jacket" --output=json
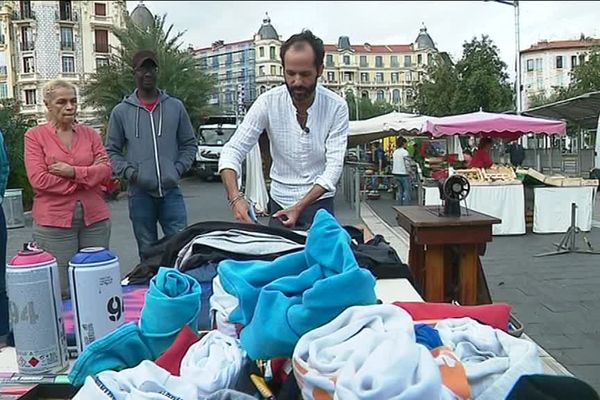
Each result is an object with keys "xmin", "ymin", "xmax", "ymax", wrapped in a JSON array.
[{"xmin": 24, "ymin": 79, "xmax": 112, "ymax": 297}]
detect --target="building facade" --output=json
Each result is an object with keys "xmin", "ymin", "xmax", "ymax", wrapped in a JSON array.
[
  {"xmin": 0, "ymin": 0, "xmax": 127, "ymax": 124},
  {"xmin": 520, "ymin": 36, "xmax": 600, "ymax": 110},
  {"xmin": 195, "ymin": 16, "xmax": 438, "ymax": 114}
]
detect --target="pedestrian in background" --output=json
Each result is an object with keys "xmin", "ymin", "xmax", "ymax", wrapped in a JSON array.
[
  {"xmin": 106, "ymin": 50, "xmax": 197, "ymax": 260},
  {"xmin": 0, "ymin": 129, "xmax": 9, "ymax": 343},
  {"xmin": 24, "ymin": 80, "xmax": 112, "ymax": 297},
  {"xmin": 392, "ymin": 136, "xmax": 412, "ymax": 205}
]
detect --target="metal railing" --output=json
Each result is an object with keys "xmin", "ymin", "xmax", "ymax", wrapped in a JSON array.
[{"xmin": 20, "ymin": 41, "xmax": 34, "ymax": 51}]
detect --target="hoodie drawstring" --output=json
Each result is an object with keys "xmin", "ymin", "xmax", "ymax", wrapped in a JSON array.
[
  {"xmin": 135, "ymin": 106, "xmax": 140, "ymax": 138},
  {"xmin": 158, "ymin": 101, "xmax": 163, "ymax": 137}
]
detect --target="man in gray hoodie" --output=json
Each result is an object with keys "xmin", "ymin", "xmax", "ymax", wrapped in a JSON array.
[{"xmin": 106, "ymin": 50, "xmax": 197, "ymax": 260}]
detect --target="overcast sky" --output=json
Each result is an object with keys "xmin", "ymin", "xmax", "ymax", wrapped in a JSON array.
[{"xmin": 128, "ymin": 1, "xmax": 600, "ymax": 81}]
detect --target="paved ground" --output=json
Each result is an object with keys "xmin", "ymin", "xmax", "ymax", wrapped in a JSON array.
[{"xmin": 366, "ymin": 192, "xmax": 600, "ymax": 391}]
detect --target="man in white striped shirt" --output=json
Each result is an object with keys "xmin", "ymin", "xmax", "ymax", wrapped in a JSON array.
[{"xmin": 218, "ymin": 30, "xmax": 349, "ymax": 229}]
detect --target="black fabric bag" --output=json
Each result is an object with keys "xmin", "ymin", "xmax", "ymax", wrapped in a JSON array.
[
  {"xmin": 352, "ymin": 234, "xmax": 417, "ymax": 288},
  {"xmin": 506, "ymin": 374, "xmax": 599, "ymax": 400}
]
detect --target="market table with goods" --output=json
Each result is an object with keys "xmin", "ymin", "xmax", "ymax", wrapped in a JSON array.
[{"xmin": 1, "ymin": 210, "xmax": 590, "ymax": 400}]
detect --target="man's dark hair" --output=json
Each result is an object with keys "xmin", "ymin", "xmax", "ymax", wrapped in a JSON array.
[
  {"xmin": 279, "ymin": 29, "xmax": 325, "ymax": 68},
  {"xmin": 397, "ymin": 136, "xmax": 407, "ymax": 147}
]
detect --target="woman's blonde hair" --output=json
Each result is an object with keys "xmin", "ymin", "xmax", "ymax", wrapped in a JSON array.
[
  {"xmin": 43, "ymin": 79, "xmax": 77, "ymax": 122},
  {"xmin": 43, "ymin": 79, "xmax": 77, "ymax": 105}
]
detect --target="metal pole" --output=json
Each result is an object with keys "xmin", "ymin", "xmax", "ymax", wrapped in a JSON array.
[
  {"xmin": 354, "ymin": 166, "xmax": 361, "ymax": 220},
  {"xmin": 514, "ymin": 0, "xmax": 522, "ymax": 114}
]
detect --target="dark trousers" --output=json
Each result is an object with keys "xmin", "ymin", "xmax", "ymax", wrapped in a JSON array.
[
  {"xmin": 268, "ymin": 197, "xmax": 335, "ymax": 231},
  {"xmin": 129, "ymin": 187, "xmax": 188, "ymax": 260},
  {"xmin": 0, "ymin": 205, "xmax": 8, "ymax": 335}
]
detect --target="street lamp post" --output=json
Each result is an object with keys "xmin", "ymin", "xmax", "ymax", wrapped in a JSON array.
[{"xmin": 485, "ymin": 0, "xmax": 521, "ymax": 114}]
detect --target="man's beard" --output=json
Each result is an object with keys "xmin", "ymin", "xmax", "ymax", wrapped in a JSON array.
[{"xmin": 286, "ymin": 80, "xmax": 317, "ymax": 102}]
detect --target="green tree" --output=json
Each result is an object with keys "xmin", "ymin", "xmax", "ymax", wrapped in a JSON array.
[
  {"xmin": 453, "ymin": 35, "xmax": 513, "ymax": 113},
  {"xmin": 344, "ymin": 91, "xmax": 402, "ymax": 120},
  {"xmin": 560, "ymin": 47, "xmax": 600, "ymax": 99},
  {"xmin": 82, "ymin": 14, "xmax": 215, "ymax": 131},
  {"xmin": 414, "ymin": 35, "xmax": 513, "ymax": 116},
  {"xmin": 414, "ymin": 53, "xmax": 460, "ymax": 116},
  {"xmin": 1, "ymin": 99, "xmax": 37, "ymax": 210}
]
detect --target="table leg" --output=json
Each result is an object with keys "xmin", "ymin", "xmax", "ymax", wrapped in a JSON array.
[
  {"xmin": 408, "ymin": 234, "xmax": 425, "ymax": 291},
  {"xmin": 424, "ymin": 245, "xmax": 445, "ymax": 302},
  {"xmin": 459, "ymin": 244, "xmax": 478, "ymax": 305}
]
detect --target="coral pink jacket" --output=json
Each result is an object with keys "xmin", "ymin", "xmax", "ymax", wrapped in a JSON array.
[{"xmin": 25, "ymin": 123, "xmax": 112, "ymax": 228}]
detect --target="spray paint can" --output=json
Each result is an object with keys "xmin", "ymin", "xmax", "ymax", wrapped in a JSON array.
[
  {"xmin": 6, "ymin": 243, "xmax": 68, "ymax": 374},
  {"xmin": 68, "ymin": 247, "xmax": 124, "ymax": 354}
]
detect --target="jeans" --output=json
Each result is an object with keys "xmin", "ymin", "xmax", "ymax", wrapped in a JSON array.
[
  {"xmin": 129, "ymin": 187, "xmax": 187, "ymax": 260},
  {"xmin": 0, "ymin": 205, "xmax": 7, "ymax": 335},
  {"xmin": 268, "ymin": 196, "xmax": 335, "ymax": 231},
  {"xmin": 395, "ymin": 175, "xmax": 412, "ymax": 205}
]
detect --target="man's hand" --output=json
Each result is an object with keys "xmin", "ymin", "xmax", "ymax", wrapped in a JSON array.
[
  {"xmin": 272, "ymin": 204, "xmax": 303, "ymax": 228},
  {"xmin": 232, "ymin": 197, "xmax": 254, "ymax": 224},
  {"xmin": 49, "ymin": 161, "xmax": 75, "ymax": 178}
]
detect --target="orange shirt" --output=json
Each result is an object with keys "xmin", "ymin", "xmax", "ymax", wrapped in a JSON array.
[{"xmin": 25, "ymin": 123, "xmax": 112, "ymax": 228}]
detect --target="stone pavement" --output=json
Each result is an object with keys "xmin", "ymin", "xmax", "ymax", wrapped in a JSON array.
[{"xmin": 365, "ymin": 194, "xmax": 600, "ymax": 392}]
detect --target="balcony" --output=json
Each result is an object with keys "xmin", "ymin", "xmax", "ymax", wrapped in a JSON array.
[
  {"xmin": 90, "ymin": 14, "xmax": 113, "ymax": 27},
  {"xmin": 56, "ymin": 10, "xmax": 78, "ymax": 23},
  {"xmin": 20, "ymin": 41, "xmax": 34, "ymax": 52},
  {"xmin": 94, "ymin": 43, "xmax": 110, "ymax": 54},
  {"xmin": 61, "ymin": 41, "xmax": 75, "ymax": 51},
  {"xmin": 13, "ymin": 10, "xmax": 36, "ymax": 22}
]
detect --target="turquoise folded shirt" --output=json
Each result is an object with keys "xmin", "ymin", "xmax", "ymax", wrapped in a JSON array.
[
  {"xmin": 69, "ymin": 267, "xmax": 201, "ymax": 386},
  {"xmin": 219, "ymin": 209, "xmax": 377, "ymax": 359}
]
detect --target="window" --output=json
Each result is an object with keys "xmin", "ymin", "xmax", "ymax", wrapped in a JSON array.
[
  {"xmin": 361, "ymin": 90, "xmax": 369, "ymax": 99},
  {"xmin": 391, "ymin": 72, "xmax": 399, "ymax": 83},
  {"xmin": 260, "ymin": 85, "xmax": 266, "ymax": 94},
  {"xmin": 417, "ymin": 54, "xmax": 423, "ymax": 65},
  {"xmin": 375, "ymin": 72, "xmax": 384, "ymax": 83},
  {"xmin": 360, "ymin": 55, "xmax": 368, "ymax": 67},
  {"xmin": 212, "ymin": 55, "xmax": 219, "ymax": 68},
  {"xmin": 327, "ymin": 71, "xmax": 335, "ymax": 81},
  {"xmin": 536, "ymin": 76, "xmax": 543, "ymax": 91},
  {"xmin": 390, "ymin": 56, "xmax": 399, "ymax": 68},
  {"xmin": 226, "ymin": 70, "xmax": 232, "ymax": 80},
  {"xmin": 20, "ymin": 0, "xmax": 33, "ymax": 19},
  {"xmin": 326, "ymin": 54, "xmax": 334, "ymax": 67},
  {"xmin": 259, "ymin": 66, "xmax": 265, "ymax": 76},
  {"xmin": 392, "ymin": 89, "xmax": 401, "ymax": 104},
  {"xmin": 343, "ymin": 55, "xmax": 350, "ymax": 65},
  {"xmin": 406, "ymin": 71, "xmax": 412, "ymax": 81},
  {"xmin": 535, "ymin": 58, "xmax": 543, "ymax": 71},
  {"xmin": 404, "ymin": 55, "xmax": 412, "ymax": 67},
  {"xmin": 21, "ymin": 26, "xmax": 33, "ymax": 51},
  {"xmin": 22, "ymin": 56, "xmax": 34, "ymax": 73},
  {"xmin": 60, "ymin": 27, "xmax": 73, "ymax": 50},
  {"xmin": 24, "ymin": 89, "xmax": 36, "ymax": 105},
  {"xmin": 526, "ymin": 59, "xmax": 534, "ymax": 71},
  {"xmin": 279, "ymin": 66, "xmax": 282, "ymax": 75},
  {"xmin": 94, "ymin": 29, "xmax": 109, "ymax": 53},
  {"xmin": 360, "ymin": 72, "xmax": 369, "ymax": 82},
  {"xmin": 199, "ymin": 57, "xmax": 207, "ymax": 68},
  {"xmin": 270, "ymin": 65, "xmax": 277, "ymax": 75},
  {"xmin": 0, "ymin": 83, "xmax": 7, "ymax": 99},
  {"xmin": 59, "ymin": 0, "xmax": 73, "ymax": 21},
  {"xmin": 259, "ymin": 47, "xmax": 264, "ymax": 57},
  {"xmin": 555, "ymin": 56, "xmax": 563, "ymax": 69},
  {"xmin": 96, "ymin": 57, "xmax": 109, "ymax": 69},
  {"xmin": 571, "ymin": 55, "xmax": 577, "ymax": 68},
  {"xmin": 375, "ymin": 56, "xmax": 383, "ymax": 68},
  {"xmin": 376, "ymin": 90, "xmax": 385, "ymax": 102},
  {"xmin": 269, "ymin": 46, "xmax": 276, "ymax": 60},
  {"xmin": 579, "ymin": 54, "xmax": 586, "ymax": 65},
  {"xmin": 427, "ymin": 53, "xmax": 433, "ymax": 65},
  {"xmin": 94, "ymin": 2, "xmax": 106, "ymax": 16},
  {"xmin": 343, "ymin": 71, "xmax": 353, "ymax": 82},
  {"xmin": 239, "ymin": 51, "xmax": 246, "ymax": 63},
  {"xmin": 226, "ymin": 53, "xmax": 233, "ymax": 66},
  {"xmin": 62, "ymin": 56, "xmax": 75, "ymax": 73},
  {"xmin": 0, "ymin": 65, "xmax": 6, "ymax": 76}
]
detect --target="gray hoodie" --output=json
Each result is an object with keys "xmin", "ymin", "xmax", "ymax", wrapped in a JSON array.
[{"xmin": 106, "ymin": 90, "xmax": 197, "ymax": 197}]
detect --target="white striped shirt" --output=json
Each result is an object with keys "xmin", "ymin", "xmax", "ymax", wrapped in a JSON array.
[{"xmin": 218, "ymin": 84, "xmax": 349, "ymax": 208}]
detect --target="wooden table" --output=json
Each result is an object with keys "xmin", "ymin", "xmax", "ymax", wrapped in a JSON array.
[{"xmin": 394, "ymin": 206, "xmax": 500, "ymax": 305}]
